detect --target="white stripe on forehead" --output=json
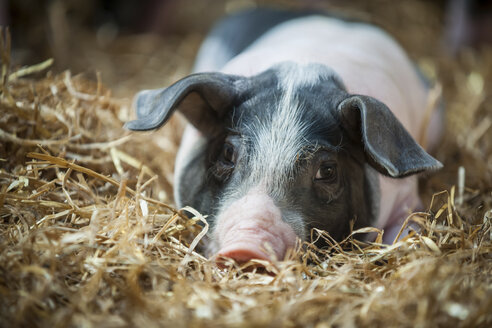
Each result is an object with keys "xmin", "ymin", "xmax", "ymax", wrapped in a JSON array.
[
  {"xmin": 247, "ymin": 62, "xmax": 334, "ymax": 196},
  {"xmin": 276, "ymin": 62, "xmax": 336, "ymax": 90}
]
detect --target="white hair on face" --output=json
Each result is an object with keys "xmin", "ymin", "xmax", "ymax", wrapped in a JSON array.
[
  {"xmin": 245, "ymin": 62, "xmax": 334, "ymax": 198},
  {"xmin": 277, "ymin": 62, "xmax": 326, "ymax": 90}
]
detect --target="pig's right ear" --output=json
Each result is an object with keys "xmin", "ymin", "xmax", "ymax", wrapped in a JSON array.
[{"xmin": 124, "ymin": 73, "xmax": 242, "ymax": 135}]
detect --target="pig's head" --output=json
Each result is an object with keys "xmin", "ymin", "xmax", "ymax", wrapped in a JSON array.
[{"xmin": 125, "ymin": 62, "xmax": 442, "ymax": 263}]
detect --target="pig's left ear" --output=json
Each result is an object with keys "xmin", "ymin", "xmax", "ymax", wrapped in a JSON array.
[
  {"xmin": 124, "ymin": 73, "xmax": 241, "ymax": 135},
  {"xmin": 338, "ymin": 95, "xmax": 442, "ymax": 178}
]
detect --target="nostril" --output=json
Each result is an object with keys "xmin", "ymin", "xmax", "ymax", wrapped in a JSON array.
[
  {"xmin": 215, "ymin": 245, "xmax": 272, "ymax": 268},
  {"xmin": 219, "ymin": 249, "xmax": 267, "ymax": 263}
]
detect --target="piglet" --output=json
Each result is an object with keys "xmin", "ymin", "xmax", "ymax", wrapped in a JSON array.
[{"xmin": 125, "ymin": 8, "xmax": 443, "ymax": 263}]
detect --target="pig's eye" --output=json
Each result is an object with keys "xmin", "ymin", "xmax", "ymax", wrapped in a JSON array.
[
  {"xmin": 315, "ymin": 163, "xmax": 337, "ymax": 182},
  {"xmin": 214, "ymin": 139, "xmax": 238, "ymax": 180},
  {"xmin": 220, "ymin": 142, "xmax": 236, "ymax": 166}
]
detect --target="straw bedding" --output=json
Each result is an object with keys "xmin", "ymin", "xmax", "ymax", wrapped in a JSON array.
[{"xmin": 1, "ymin": 1, "xmax": 492, "ymax": 327}]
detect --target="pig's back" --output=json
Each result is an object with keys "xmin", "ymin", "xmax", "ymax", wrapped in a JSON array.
[{"xmin": 193, "ymin": 8, "xmax": 315, "ymax": 73}]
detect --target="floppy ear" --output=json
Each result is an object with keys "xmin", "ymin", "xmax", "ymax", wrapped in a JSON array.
[
  {"xmin": 338, "ymin": 95, "xmax": 442, "ymax": 178},
  {"xmin": 124, "ymin": 72, "xmax": 242, "ymax": 135}
]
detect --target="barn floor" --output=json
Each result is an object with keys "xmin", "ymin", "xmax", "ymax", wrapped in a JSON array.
[{"xmin": 1, "ymin": 1, "xmax": 491, "ymax": 327}]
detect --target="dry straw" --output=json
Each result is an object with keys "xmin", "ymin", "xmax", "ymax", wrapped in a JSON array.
[{"xmin": 1, "ymin": 9, "xmax": 492, "ymax": 327}]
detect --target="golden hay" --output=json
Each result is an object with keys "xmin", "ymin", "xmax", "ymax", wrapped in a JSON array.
[{"xmin": 1, "ymin": 1, "xmax": 492, "ymax": 327}]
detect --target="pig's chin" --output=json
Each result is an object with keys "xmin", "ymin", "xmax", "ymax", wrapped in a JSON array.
[{"xmin": 211, "ymin": 189, "xmax": 298, "ymax": 264}]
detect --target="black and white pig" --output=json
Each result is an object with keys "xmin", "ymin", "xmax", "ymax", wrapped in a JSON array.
[{"xmin": 125, "ymin": 8, "xmax": 443, "ymax": 263}]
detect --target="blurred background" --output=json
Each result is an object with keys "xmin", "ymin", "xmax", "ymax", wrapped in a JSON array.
[
  {"xmin": 1, "ymin": 0, "xmax": 491, "ymax": 201},
  {"xmin": 1, "ymin": 0, "xmax": 491, "ymax": 95}
]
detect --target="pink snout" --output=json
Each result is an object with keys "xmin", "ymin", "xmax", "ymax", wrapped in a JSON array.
[{"xmin": 214, "ymin": 189, "xmax": 297, "ymax": 264}]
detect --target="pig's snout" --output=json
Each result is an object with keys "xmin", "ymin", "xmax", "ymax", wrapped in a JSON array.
[{"xmin": 214, "ymin": 190, "xmax": 297, "ymax": 264}]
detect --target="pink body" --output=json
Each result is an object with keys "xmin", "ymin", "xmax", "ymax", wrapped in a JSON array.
[{"xmin": 176, "ymin": 16, "xmax": 441, "ymax": 261}]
